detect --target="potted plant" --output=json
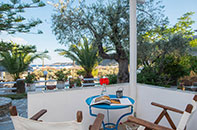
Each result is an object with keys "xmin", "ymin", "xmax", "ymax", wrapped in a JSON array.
[
  {"xmin": 69, "ymin": 77, "xmax": 82, "ymax": 88},
  {"xmin": 55, "ymin": 70, "xmax": 69, "ymax": 89},
  {"xmin": 25, "ymin": 73, "xmax": 37, "ymax": 91}
]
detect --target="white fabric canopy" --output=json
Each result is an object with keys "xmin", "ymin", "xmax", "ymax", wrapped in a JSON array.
[{"xmin": 11, "ymin": 116, "xmax": 82, "ymax": 130}]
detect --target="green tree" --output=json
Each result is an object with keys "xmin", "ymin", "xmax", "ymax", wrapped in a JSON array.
[
  {"xmin": 137, "ymin": 12, "xmax": 196, "ymax": 86},
  {"xmin": 51, "ymin": 0, "xmax": 167, "ymax": 83},
  {"xmin": 55, "ymin": 37, "xmax": 100, "ymax": 78},
  {"xmin": 189, "ymin": 56, "xmax": 197, "ymax": 73},
  {"xmin": 0, "ymin": 0, "xmax": 45, "ymax": 34},
  {"xmin": 0, "ymin": 41, "xmax": 13, "ymax": 51},
  {"xmin": 138, "ymin": 12, "xmax": 196, "ymax": 67},
  {"xmin": 0, "ymin": 42, "xmax": 49, "ymax": 80}
]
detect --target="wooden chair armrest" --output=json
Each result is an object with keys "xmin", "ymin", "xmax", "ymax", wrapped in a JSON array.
[
  {"xmin": 90, "ymin": 113, "xmax": 104, "ymax": 130},
  {"xmin": 151, "ymin": 102, "xmax": 184, "ymax": 114},
  {"xmin": 127, "ymin": 116, "xmax": 173, "ymax": 130},
  {"xmin": 30, "ymin": 109, "xmax": 47, "ymax": 120},
  {"xmin": 77, "ymin": 111, "xmax": 83, "ymax": 122}
]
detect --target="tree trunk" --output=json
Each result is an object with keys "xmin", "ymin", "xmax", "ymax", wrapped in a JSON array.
[
  {"xmin": 16, "ymin": 79, "xmax": 25, "ymax": 93},
  {"xmin": 96, "ymin": 40, "xmax": 129, "ymax": 83},
  {"xmin": 117, "ymin": 59, "xmax": 129, "ymax": 83}
]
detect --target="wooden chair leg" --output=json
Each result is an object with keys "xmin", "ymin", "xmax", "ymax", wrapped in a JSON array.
[
  {"xmin": 153, "ymin": 109, "xmax": 176, "ymax": 129},
  {"xmin": 154, "ymin": 110, "xmax": 167, "ymax": 124},
  {"xmin": 144, "ymin": 110, "xmax": 167, "ymax": 130},
  {"xmin": 165, "ymin": 112, "xmax": 176, "ymax": 129}
]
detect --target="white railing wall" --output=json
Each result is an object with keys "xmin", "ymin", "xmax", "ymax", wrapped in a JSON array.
[
  {"xmin": 0, "ymin": 80, "xmax": 60, "ymax": 92},
  {"xmin": 28, "ymin": 83, "xmax": 197, "ymax": 129},
  {"xmin": 0, "ymin": 78, "xmax": 98, "ymax": 91},
  {"xmin": 28, "ymin": 83, "xmax": 130, "ymax": 129}
]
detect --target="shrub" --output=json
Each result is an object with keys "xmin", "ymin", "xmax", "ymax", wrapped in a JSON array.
[
  {"xmin": 162, "ymin": 55, "xmax": 190, "ymax": 85},
  {"xmin": 76, "ymin": 69, "xmax": 86, "ymax": 76},
  {"xmin": 106, "ymin": 74, "xmax": 117, "ymax": 84},
  {"xmin": 54, "ymin": 69, "xmax": 70, "ymax": 81},
  {"xmin": 137, "ymin": 67, "xmax": 171, "ymax": 87},
  {"xmin": 189, "ymin": 56, "xmax": 197, "ymax": 73},
  {"xmin": 137, "ymin": 54, "xmax": 191, "ymax": 87},
  {"xmin": 69, "ymin": 77, "xmax": 82, "ymax": 88},
  {"xmin": 25, "ymin": 73, "xmax": 37, "ymax": 84}
]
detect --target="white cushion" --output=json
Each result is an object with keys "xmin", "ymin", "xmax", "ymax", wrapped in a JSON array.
[
  {"xmin": 137, "ymin": 126, "xmax": 145, "ymax": 130},
  {"xmin": 192, "ymin": 100, "xmax": 197, "ymax": 113},
  {"xmin": 11, "ymin": 116, "xmax": 82, "ymax": 130}
]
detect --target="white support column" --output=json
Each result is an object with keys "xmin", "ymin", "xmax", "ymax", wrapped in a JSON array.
[{"xmin": 129, "ymin": 0, "xmax": 137, "ymax": 113}]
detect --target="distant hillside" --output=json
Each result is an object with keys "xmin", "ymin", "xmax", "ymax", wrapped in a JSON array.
[
  {"xmin": 52, "ymin": 62, "xmax": 73, "ymax": 66},
  {"xmin": 99, "ymin": 59, "xmax": 118, "ymax": 66},
  {"xmin": 51, "ymin": 59, "xmax": 118, "ymax": 66}
]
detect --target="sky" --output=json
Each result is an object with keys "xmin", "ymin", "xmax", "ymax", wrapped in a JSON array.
[{"xmin": 0, "ymin": 0, "xmax": 197, "ymax": 65}]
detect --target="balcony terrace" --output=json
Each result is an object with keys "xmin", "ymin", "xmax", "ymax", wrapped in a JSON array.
[
  {"xmin": 26, "ymin": 83, "xmax": 196, "ymax": 130},
  {"xmin": 0, "ymin": 0, "xmax": 197, "ymax": 130},
  {"xmin": 0, "ymin": 77, "xmax": 196, "ymax": 129}
]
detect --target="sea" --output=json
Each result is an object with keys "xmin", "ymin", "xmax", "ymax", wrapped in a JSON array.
[
  {"xmin": 30, "ymin": 64, "xmax": 73, "ymax": 67},
  {"xmin": 30, "ymin": 64, "xmax": 73, "ymax": 70}
]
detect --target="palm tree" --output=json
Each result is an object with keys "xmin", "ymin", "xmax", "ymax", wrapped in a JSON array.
[
  {"xmin": 56, "ymin": 37, "xmax": 100, "ymax": 78},
  {"xmin": 0, "ymin": 43, "xmax": 50, "ymax": 81},
  {"xmin": 40, "ymin": 53, "xmax": 51, "ymax": 67}
]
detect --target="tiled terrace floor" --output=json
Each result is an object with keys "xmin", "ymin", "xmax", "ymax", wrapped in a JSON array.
[
  {"xmin": 102, "ymin": 122, "xmax": 139, "ymax": 130},
  {"xmin": 0, "ymin": 98, "xmax": 27, "ymax": 130}
]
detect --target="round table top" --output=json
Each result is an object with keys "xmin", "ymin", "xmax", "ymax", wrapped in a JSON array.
[{"xmin": 85, "ymin": 95, "xmax": 135, "ymax": 109}]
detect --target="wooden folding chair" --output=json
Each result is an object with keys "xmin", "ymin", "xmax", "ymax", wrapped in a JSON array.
[
  {"xmin": 127, "ymin": 95, "xmax": 197, "ymax": 130},
  {"xmin": 10, "ymin": 106, "xmax": 104, "ymax": 130}
]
